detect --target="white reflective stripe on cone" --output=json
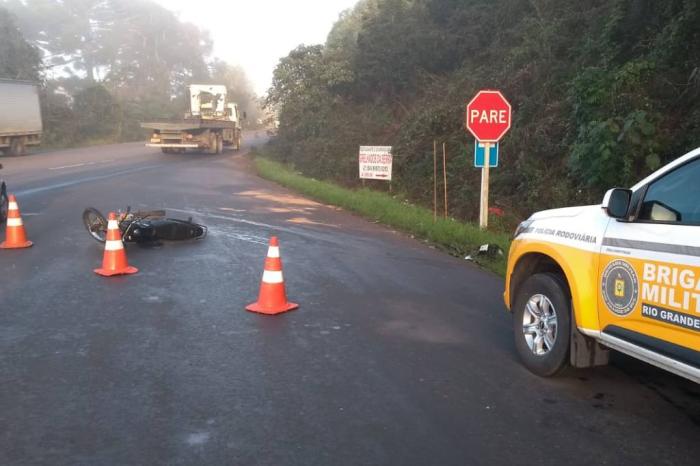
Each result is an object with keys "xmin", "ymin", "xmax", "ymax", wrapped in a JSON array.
[
  {"xmin": 267, "ymin": 246, "xmax": 280, "ymax": 258},
  {"xmin": 108, "ymin": 220, "xmax": 119, "ymax": 229},
  {"xmin": 105, "ymin": 240, "xmax": 124, "ymax": 251},
  {"xmin": 6, "ymin": 217, "xmax": 23, "ymax": 227},
  {"xmin": 8, "ymin": 202, "xmax": 18, "ymax": 210},
  {"xmin": 262, "ymin": 270, "xmax": 284, "ymax": 284}
]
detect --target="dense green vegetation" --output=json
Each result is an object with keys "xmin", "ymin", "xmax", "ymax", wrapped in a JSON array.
[
  {"xmin": 266, "ymin": 0, "xmax": 700, "ymax": 223},
  {"xmin": 255, "ymin": 155, "xmax": 511, "ymax": 275},
  {"xmin": 0, "ymin": 8, "xmax": 41, "ymax": 81},
  {"xmin": 0, "ymin": 0, "xmax": 262, "ymax": 148}
]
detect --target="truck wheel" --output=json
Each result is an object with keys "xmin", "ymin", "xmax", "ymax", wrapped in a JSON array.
[
  {"xmin": 512, "ymin": 273, "xmax": 571, "ymax": 377},
  {"xmin": 206, "ymin": 134, "xmax": 216, "ymax": 154},
  {"xmin": 161, "ymin": 148, "xmax": 170, "ymax": 154},
  {"xmin": 8, "ymin": 138, "xmax": 23, "ymax": 156},
  {"xmin": 216, "ymin": 135, "xmax": 223, "ymax": 154}
]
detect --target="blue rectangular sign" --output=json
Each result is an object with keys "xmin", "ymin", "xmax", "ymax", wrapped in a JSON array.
[{"xmin": 474, "ymin": 141, "xmax": 499, "ymax": 168}]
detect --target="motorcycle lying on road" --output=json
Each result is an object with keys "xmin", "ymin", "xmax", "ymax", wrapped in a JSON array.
[{"xmin": 82, "ymin": 206, "xmax": 207, "ymax": 244}]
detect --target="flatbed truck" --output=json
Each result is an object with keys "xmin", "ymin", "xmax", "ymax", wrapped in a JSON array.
[{"xmin": 141, "ymin": 84, "xmax": 243, "ymax": 154}]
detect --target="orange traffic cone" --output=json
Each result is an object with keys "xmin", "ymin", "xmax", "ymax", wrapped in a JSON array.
[
  {"xmin": 246, "ymin": 236, "xmax": 299, "ymax": 315},
  {"xmin": 94, "ymin": 212, "xmax": 138, "ymax": 277},
  {"xmin": 0, "ymin": 194, "xmax": 32, "ymax": 249}
]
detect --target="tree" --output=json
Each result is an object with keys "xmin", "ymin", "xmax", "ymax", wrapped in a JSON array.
[
  {"xmin": 104, "ymin": 0, "xmax": 212, "ymax": 99},
  {"xmin": 73, "ymin": 85, "xmax": 119, "ymax": 139},
  {"xmin": 5, "ymin": 0, "xmax": 212, "ymax": 96},
  {"xmin": 4, "ymin": 0, "xmax": 218, "ymax": 145},
  {"xmin": 0, "ymin": 7, "xmax": 41, "ymax": 80},
  {"xmin": 267, "ymin": 0, "xmax": 700, "ymax": 224}
]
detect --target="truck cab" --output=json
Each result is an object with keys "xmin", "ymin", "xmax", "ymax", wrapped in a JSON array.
[{"xmin": 505, "ymin": 146, "xmax": 700, "ymax": 383}]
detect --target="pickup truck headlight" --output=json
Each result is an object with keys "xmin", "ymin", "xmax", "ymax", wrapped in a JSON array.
[{"xmin": 513, "ymin": 219, "xmax": 534, "ymax": 238}]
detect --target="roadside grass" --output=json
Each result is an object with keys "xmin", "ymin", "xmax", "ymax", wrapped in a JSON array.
[{"xmin": 254, "ymin": 156, "xmax": 512, "ymax": 276}]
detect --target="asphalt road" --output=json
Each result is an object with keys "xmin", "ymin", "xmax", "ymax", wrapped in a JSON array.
[{"xmin": 1, "ymin": 136, "xmax": 699, "ymax": 466}]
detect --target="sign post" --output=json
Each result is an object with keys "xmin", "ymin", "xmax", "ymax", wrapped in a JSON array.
[
  {"xmin": 433, "ymin": 140, "xmax": 437, "ymax": 222},
  {"xmin": 465, "ymin": 90, "xmax": 512, "ymax": 229},
  {"xmin": 480, "ymin": 141, "xmax": 492, "ymax": 229}
]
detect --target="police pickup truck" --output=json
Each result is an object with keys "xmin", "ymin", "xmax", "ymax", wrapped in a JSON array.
[{"xmin": 505, "ymin": 147, "xmax": 700, "ymax": 383}]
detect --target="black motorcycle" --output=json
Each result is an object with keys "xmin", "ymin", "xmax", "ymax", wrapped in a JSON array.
[{"xmin": 82, "ymin": 206, "xmax": 207, "ymax": 244}]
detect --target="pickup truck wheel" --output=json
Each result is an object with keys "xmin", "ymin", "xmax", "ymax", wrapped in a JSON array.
[{"xmin": 513, "ymin": 273, "xmax": 571, "ymax": 376}]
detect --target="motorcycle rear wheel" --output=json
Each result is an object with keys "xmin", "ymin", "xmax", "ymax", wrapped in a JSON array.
[{"xmin": 82, "ymin": 207, "xmax": 108, "ymax": 242}]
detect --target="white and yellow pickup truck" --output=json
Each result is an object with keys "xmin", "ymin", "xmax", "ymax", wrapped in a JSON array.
[{"xmin": 505, "ymin": 147, "xmax": 700, "ymax": 383}]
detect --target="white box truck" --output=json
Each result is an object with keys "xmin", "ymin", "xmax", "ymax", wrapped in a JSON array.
[{"xmin": 0, "ymin": 79, "xmax": 42, "ymax": 156}]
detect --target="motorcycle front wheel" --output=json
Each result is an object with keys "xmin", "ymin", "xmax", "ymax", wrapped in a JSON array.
[{"xmin": 82, "ymin": 207, "xmax": 108, "ymax": 242}]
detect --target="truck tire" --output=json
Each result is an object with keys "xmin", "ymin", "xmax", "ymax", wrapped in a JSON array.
[
  {"xmin": 512, "ymin": 273, "xmax": 571, "ymax": 377},
  {"xmin": 8, "ymin": 138, "xmax": 25, "ymax": 156},
  {"xmin": 207, "ymin": 133, "xmax": 218, "ymax": 154},
  {"xmin": 216, "ymin": 134, "xmax": 223, "ymax": 154}
]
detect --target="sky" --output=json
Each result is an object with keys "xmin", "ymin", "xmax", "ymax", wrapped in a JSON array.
[{"xmin": 156, "ymin": 0, "xmax": 360, "ymax": 96}]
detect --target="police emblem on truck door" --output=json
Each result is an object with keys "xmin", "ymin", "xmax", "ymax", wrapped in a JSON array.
[{"xmin": 602, "ymin": 260, "xmax": 639, "ymax": 316}]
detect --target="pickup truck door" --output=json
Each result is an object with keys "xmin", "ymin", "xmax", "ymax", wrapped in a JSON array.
[{"xmin": 598, "ymin": 156, "xmax": 700, "ymax": 370}]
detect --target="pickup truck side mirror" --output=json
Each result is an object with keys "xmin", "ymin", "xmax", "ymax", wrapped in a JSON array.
[{"xmin": 602, "ymin": 188, "xmax": 632, "ymax": 219}]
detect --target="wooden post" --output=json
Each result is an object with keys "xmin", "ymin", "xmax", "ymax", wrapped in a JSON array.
[
  {"xmin": 433, "ymin": 140, "xmax": 437, "ymax": 222},
  {"xmin": 442, "ymin": 142, "xmax": 448, "ymax": 219},
  {"xmin": 479, "ymin": 141, "xmax": 492, "ymax": 229}
]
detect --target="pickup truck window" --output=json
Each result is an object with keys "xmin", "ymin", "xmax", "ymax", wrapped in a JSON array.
[{"xmin": 638, "ymin": 157, "xmax": 700, "ymax": 225}]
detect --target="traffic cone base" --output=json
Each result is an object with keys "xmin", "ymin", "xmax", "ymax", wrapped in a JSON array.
[
  {"xmin": 94, "ymin": 213, "xmax": 138, "ymax": 277},
  {"xmin": 246, "ymin": 300, "xmax": 299, "ymax": 315},
  {"xmin": 0, "ymin": 239, "xmax": 32, "ymax": 249},
  {"xmin": 246, "ymin": 236, "xmax": 299, "ymax": 315},
  {"xmin": 95, "ymin": 265, "xmax": 138, "ymax": 277},
  {"xmin": 1, "ymin": 196, "xmax": 32, "ymax": 249}
]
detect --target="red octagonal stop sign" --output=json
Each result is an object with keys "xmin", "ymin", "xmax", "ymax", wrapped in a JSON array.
[{"xmin": 465, "ymin": 90, "xmax": 512, "ymax": 142}]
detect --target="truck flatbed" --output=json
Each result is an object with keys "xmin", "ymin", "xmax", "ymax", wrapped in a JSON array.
[{"xmin": 140, "ymin": 119, "xmax": 236, "ymax": 131}]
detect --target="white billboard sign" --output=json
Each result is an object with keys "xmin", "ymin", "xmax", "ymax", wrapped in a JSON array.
[{"xmin": 359, "ymin": 146, "xmax": 393, "ymax": 181}]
